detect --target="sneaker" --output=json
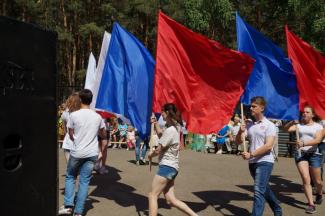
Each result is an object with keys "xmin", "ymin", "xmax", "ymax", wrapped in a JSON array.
[
  {"xmin": 99, "ymin": 166, "xmax": 109, "ymax": 174},
  {"xmin": 315, "ymin": 194, "xmax": 323, "ymax": 205},
  {"xmin": 58, "ymin": 205, "xmax": 72, "ymax": 215},
  {"xmin": 136, "ymin": 161, "xmax": 140, "ymax": 166},
  {"xmin": 305, "ymin": 205, "xmax": 316, "ymax": 214},
  {"xmin": 216, "ymin": 150, "xmax": 222, "ymax": 155},
  {"xmin": 74, "ymin": 214, "xmax": 82, "ymax": 216},
  {"xmin": 141, "ymin": 158, "xmax": 146, "ymax": 164}
]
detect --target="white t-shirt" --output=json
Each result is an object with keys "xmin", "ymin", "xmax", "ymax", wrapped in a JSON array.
[
  {"xmin": 231, "ymin": 123, "xmax": 241, "ymax": 136},
  {"xmin": 319, "ymin": 120, "xmax": 325, "ymax": 143},
  {"xmin": 61, "ymin": 110, "xmax": 74, "ymax": 150},
  {"xmin": 67, "ymin": 109, "xmax": 105, "ymax": 158},
  {"xmin": 297, "ymin": 123, "xmax": 323, "ymax": 152},
  {"xmin": 158, "ymin": 126, "xmax": 180, "ymax": 170},
  {"xmin": 247, "ymin": 117, "xmax": 276, "ymax": 163}
]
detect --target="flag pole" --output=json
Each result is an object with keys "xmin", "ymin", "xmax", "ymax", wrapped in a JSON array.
[
  {"xmin": 295, "ymin": 126, "xmax": 301, "ymax": 157},
  {"xmin": 149, "ymin": 113, "xmax": 155, "ymax": 172},
  {"xmin": 240, "ymin": 103, "xmax": 247, "ymax": 152}
]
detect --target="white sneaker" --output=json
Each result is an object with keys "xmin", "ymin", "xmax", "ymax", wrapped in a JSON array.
[
  {"xmin": 58, "ymin": 205, "xmax": 72, "ymax": 215},
  {"xmin": 216, "ymin": 150, "xmax": 222, "ymax": 155}
]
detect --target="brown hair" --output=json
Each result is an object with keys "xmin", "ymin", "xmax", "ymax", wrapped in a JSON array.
[
  {"xmin": 303, "ymin": 105, "xmax": 320, "ymax": 122},
  {"xmin": 65, "ymin": 92, "xmax": 81, "ymax": 113},
  {"xmin": 162, "ymin": 103, "xmax": 183, "ymax": 127},
  {"xmin": 251, "ymin": 96, "xmax": 266, "ymax": 107}
]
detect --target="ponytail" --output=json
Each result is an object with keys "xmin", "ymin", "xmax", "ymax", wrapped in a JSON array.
[{"xmin": 162, "ymin": 103, "xmax": 183, "ymax": 127}]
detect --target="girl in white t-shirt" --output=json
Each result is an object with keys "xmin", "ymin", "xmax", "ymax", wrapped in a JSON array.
[
  {"xmin": 61, "ymin": 93, "xmax": 81, "ymax": 162},
  {"xmin": 284, "ymin": 105, "xmax": 324, "ymax": 213},
  {"xmin": 148, "ymin": 103, "xmax": 198, "ymax": 216}
]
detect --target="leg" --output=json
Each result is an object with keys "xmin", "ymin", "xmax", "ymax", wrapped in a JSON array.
[
  {"xmin": 249, "ymin": 162, "xmax": 277, "ymax": 216},
  {"xmin": 64, "ymin": 156, "xmax": 80, "ymax": 207},
  {"xmin": 148, "ymin": 175, "xmax": 169, "ymax": 216},
  {"xmin": 141, "ymin": 143, "xmax": 148, "ymax": 161},
  {"xmin": 264, "ymin": 185, "xmax": 282, "ymax": 215},
  {"xmin": 135, "ymin": 137, "xmax": 141, "ymax": 162},
  {"xmin": 74, "ymin": 156, "xmax": 97, "ymax": 215},
  {"xmin": 164, "ymin": 181, "xmax": 198, "ymax": 216},
  {"xmin": 310, "ymin": 167, "xmax": 323, "ymax": 194},
  {"xmin": 297, "ymin": 161, "xmax": 314, "ymax": 205},
  {"xmin": 100, "ymin": 139, "xmax": 108, "ymax": 167},
  {"xmin": 225, "ymin": 139, "xmax": 232, "ymax": 153}
]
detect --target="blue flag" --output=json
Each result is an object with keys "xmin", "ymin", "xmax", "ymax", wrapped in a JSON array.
[
  {"xmin": 96, "ymin": 22, "xmax": 155, "ymax": 138},
  {"xmin": 236, "ymin": 13, "xmax": 299, "ymax": 120}
]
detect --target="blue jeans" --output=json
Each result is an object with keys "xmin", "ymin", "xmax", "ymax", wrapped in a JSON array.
[
  {"xmin": 64, "ymin": 155, "xmax": 97, "ymax": 215},
  {"xmin": 294, "ymin": 151, "xmax": 322, "ymax": 168},
  {"xmin": 319, "ymin": 143, "xmax": 325, "ymax": 180},
  {"xmin": 157, "ymin": 165, "xmax": 178, "ymax": 180},
  {"xmin": 249, "ymin": 162, "xmax": 282, "ymax": 216},
  {"xmin": 135, "ymin": 137, "xmax": 147, "ymax": 161}
]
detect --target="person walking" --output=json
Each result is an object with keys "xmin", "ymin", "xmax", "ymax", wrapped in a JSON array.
[
  {"xmin": 284, "ymin": 105, "xmax": 323, "ymax": 213},
  {"xmin": 236, "ymin": 96, "xmax": 282, "ymax": 216},
  {"xmin": 61, "ymin": 92, "xmax": 81, "ymax": 162},
  {"xmin": 59, "ymin": 89, "xmax": 106, "ymax": 216},
  {"xmin": 148, "ymin": 103, "xmax": 198, "ymax": 216}
]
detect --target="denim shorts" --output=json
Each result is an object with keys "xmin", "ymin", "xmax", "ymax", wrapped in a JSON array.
[
  {"xmin": 157, "ymin": 165, "xmax": 178, "ymax": 180},
  {"xmin": 294, "ymin": 151, "xmax": 322, "ymax": 168}
]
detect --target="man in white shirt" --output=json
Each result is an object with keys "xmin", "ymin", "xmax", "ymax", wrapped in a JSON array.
[
  {"xmin": 59, "ymin": 89, "xmax": 105, "ymax": 216},
  {"xmin": 236, "ymin": 96, "xmax": 282, "ymax": 216}
]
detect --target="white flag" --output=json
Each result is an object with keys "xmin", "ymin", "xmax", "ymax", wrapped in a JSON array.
[
  {"xmin": 84, "ymin": 52, "xmax": 96, "ymax": 90},
  {"xmin": 91, "ymin": 31, "xmax": 112, "ymax": 108}
]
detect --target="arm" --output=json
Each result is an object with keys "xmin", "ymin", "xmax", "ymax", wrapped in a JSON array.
[
  {"xmin": 242, "ymin": 136, "xmax": 275, "ymax": 160},
  {"xmin": 283, "ymin": 120, "xmax": 297, "ymax": 132},
  {"xmin": 297, "ymin": 130, "xmax": 323, "ymax": 147},
  {"xmin": 69, "ymin": 128, "xmax": 74, "ymax": 141},
  {"xmin": 153, "ymin": 121, "xmax": 163, "ymax": 138},
  {"xmin": 223, "ymin": 130, "xmax": 231, "ymax": 137},
  {"xmin": 148, "ymin": 144, "xmax": 164, "ymax": 159}
]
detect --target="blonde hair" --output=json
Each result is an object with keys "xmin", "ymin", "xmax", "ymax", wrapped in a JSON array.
[{"xmin": 65, "ymin": 92, "xmax": 81, "ymax": 113}]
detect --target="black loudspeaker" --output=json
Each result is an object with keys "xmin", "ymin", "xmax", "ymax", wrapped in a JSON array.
[{"xmin": 0, "ymin": 17, "xmax": 57, "ymax": 216}]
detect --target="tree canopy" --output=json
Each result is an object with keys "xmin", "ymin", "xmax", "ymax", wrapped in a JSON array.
[{"xmin": 1, "ymin": 0, "xmax": 324, "ymax": 94}]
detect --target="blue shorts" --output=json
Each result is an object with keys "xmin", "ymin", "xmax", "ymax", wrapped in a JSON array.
[
  {"xmin": 157, "ymin": 165, "xmax": 178, "ymax": 180},
  {"xmin": 294, "ymin": 151, "xmax": 322, "ymax": 168}
]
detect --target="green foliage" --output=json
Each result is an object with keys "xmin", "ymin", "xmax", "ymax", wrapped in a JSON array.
[
  {"xmin": 1, "ymin": 0, "xmax": 324, "ymax": 94},
  {"xmin": 79, "ymin": 22, "xmax": 104, "ymax": 38}
]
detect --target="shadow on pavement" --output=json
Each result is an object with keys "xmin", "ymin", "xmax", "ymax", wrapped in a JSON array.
[
  {"xmin": 193, "ymin": 190, "xmax": 251, "ymax": 215},
  {"xmin": 86, "ymin": 166, "xmax": 171, "ymax": 216},
  {"xmin": 127, "ymin": 159, "xmax": 158, "ymax": 166},
  {"xmin": 237, "ymin": 175, "xmax": 306, "ymax": 210}
]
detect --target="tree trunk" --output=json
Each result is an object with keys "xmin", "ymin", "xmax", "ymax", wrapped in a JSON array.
[{"xmin": 2, "ymin": 0, "xmax": 6, "ymax": 16}]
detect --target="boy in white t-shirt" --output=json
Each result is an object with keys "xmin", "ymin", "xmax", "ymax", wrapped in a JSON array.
[
  {"xmin": 236, "ymin": 96, "xmax": 282, "ymax": 216},
  {"xmin": 59, "ymin": 89, "xmax": 105, "ymax": 216}
]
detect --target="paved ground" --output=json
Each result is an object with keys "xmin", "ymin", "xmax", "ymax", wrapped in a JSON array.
[{"xmin": 59, "ymin": 149, "xmax": 325, "ymax": 216}]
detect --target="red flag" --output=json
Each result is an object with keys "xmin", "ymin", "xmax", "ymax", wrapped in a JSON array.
[
  {"xmin": 285, "ymin": 26, "xmax": 325, "ymax": 119},
  {"xmin": 153, "ymin": 12, "xmax": 255, "ymax": 134}
]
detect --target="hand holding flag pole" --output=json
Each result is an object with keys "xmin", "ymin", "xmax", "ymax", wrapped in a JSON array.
[
  {"xmin": 240, "ymin": 103, "xmax": 247, "ymax": 152},
  {"xmin": 295, "ymin": 125, "xmax": 302, "ymax": 158},
  {"xmin": 148, "ymin": 113, "xmax": 156, "ymax": 172}
]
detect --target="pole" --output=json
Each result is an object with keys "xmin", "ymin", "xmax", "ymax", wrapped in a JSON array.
[
  {"xmin": 296, "ymin": 126, "xmax": 301, "ymax": 157},
  {"xmin": 149, "ymin": 113, "xmax": 155, "ymax": 172},
  {"xmin": 240, "ymin": 103, "xmax": 247, "ymax": 152}
]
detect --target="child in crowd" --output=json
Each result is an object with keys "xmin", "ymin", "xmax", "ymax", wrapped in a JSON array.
[{"xmin": 126, "ymin": 125, "xmax": 136, "ymax": 150}]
